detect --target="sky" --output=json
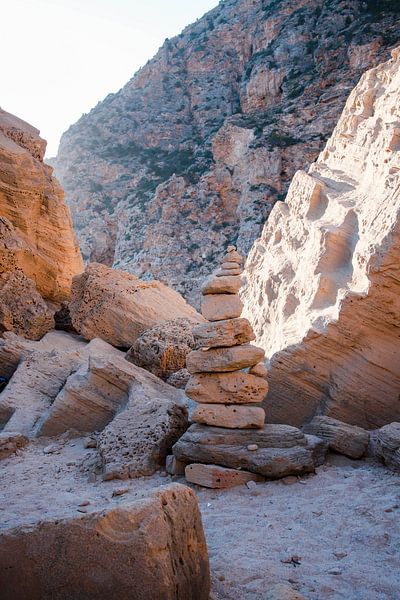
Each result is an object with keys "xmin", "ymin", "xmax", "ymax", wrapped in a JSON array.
[{"xmin": 1, "ymin": 0, "xmax": 218, "ymax": 157}]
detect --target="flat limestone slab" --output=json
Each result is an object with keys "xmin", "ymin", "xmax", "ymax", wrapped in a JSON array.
[
  {"xmin": 0, "ymin": 483, "xmax": 210, "ymax": 600},
  {"xmin": 186, "ymin": 345, "xmax": 265, "ymax": 373},
  {"xmin": 201, "ymin": 275, "xmax": 241, "ymax": 295},
  {"xmin": 185, "ymin": 463, "xmax": 264, "ymax": 488},
  {"xmin": 186, "ymin": 371, "xmax": 268, "ymax": 404},
  {"xmin": 201, "ymin": 294, "xmax": 243, "ymax": 321},
  {"xmin": 173, "ymin": 424, "xmax": 327, "ymax": 478},
  {"xmin": 192, "ymin": 404, "xmax": 265, "ymax": 429},
  {"xmin": 193, "ymin": 317, "xmax": 255, "ymax": 349}
]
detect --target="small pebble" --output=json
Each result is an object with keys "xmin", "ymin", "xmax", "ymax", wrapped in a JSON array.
[
  {"xmin": 282, "ymin": 476, "xmax": 298, "ymax": 485},
  {"xmin": 84, "ymin": 437, "xmax": 97, "ymax": 449},
  {"xmin": 328, "ymin": 568, "xmax": 342, "ymax": 575},
  {"xmin": 112, "ymin": 488, "xmax": 129, "ymax": 497},
  {"xmin": 246, "ymin": 480, "xmax": 258, "ymax": 490},
  {"xmin": 159, "ymin": 471, "xmax": 168, "ymax": 478},
  {"xmin": 77, "ymin": 508, "xmax": 88, "ymax": 514},
  {"xmin": 218, "ymin": 575, "xmax": 225, "ymax": 582},
  {"xmin": 78, "ymin": 500, "xmax": 91, "ymax": 507},
  {"xmin": 247, "ymin": 444, "xmax": 258, "ymax": 451},
  {"xmin": 334, "ymin": 551, "xmax": 348, "ymax": 560}
]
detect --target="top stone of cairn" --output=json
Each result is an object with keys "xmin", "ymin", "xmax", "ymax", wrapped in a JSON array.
[{"xmin": 223, "ymin": 245, "xmax": 243, "ymax": 264}]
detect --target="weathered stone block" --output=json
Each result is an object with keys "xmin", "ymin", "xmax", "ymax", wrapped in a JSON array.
[
  {"xmin": 185, "ymin": 463, "xmax": 264, "ymax": 488},
  {"xmin": 193, "ymin": 317, "xmax": 255, "ymax": 349},
  {"xmin": 192, "ymin": 404, "xmax": 265, "ymax": 429},
  {"xmin": 0, "ymin": 483, "xmax": 210, "ymax": 600},
  {"xmin": 186, "ymin": 344, "xmax": 264, "ymax": 373},
  {"xmin": 186, "ymin": 371, "xmax": 268, "ymax": 404},
  {"xmin": 303, "ymin": 415, "xmax": 369, "ymax": 459},
  {"xmin": 201, "ymin": 294, "xmax": 243, "ymax": 321}
]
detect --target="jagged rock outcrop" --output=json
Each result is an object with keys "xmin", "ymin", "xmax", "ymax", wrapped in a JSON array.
[
  {"xmin": 69, "ymin": 263, "xmax": 203, "ymax": 348},
  {"xmin": 242, "ymin": 48, "xmax": 400, "ymax": 429},
  {"xmin": 0, "ymin": 108, "xmax": 83, "ymax": 304},
  {"xmin": 53, "ymin": 0, "xmax": 399, "ymax": 304},
  {"xmin": 0, "ymin": 483, "xmax": 210, "ymax": 600}
]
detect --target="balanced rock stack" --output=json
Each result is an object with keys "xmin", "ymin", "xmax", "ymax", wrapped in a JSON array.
[{"xmin": 173, "ymin": 246, "xmax": 327, "ymax": 487}]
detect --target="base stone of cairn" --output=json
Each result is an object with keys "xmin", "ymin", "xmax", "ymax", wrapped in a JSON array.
[{"xmin": 173, "ymin": 246, "xmax": 327, "ymax": 488}]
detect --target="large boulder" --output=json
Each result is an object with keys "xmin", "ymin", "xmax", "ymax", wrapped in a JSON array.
[
  {"xmin": 242, "ymin": 49, "xmax": 400, "ymax": 429},
  {"xmin": 69, "ymin": 263, "xmax": 203, "ymax": 348},
  {"xmin": 125, "ymin": 318, "xmax": 196, "ymax": 380},
  {"xmin": 0, "ymin": 271, "xmax": 54, "ymax": 340},
  {"xmin": 0, "ymin": 483, "xmax": 210, "ymax": 600},
  {"xmin": 0, "ymin": 108, "xmax": 83, "ymax": 303},
  {"xmin": 90, "ymin": 353, "xmax": 189, "ymax": 479}
]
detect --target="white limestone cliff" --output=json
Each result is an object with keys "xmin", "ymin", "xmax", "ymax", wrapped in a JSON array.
[{"xmin": 242, "ymin": 48, "xmax": 400, "ymax": 429}]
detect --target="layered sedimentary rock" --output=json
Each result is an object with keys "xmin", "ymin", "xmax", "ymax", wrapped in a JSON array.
[
  {"xmin": 375, "ymin": 423, "xmax": 400, "ymax": 472},
  {"xmin": 0, "ymin": 483, "xmax": 210, "ymax": 600},
  {"xmin": 242, "ymin": 48, "xmax": 400, "ymax": 429},
  {"xmin": 53, "ymin": 1, "xmax": 399, "ymax": 304},
  {"xmin": 303, "ymin": 416, "xmax": 369, "ymax": 459},
  {"xmin": 0, "ymin": 108, "xmax": 83, "ymax": 303},
  {"xmin": 69, "ymin": 263, "xmax": 203, "ymax": 347}
]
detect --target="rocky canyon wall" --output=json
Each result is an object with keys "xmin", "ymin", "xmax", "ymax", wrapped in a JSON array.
[
  {"xmin": 242, "ymin": 48, "xmax": 400, "ymax": 429},
  {"xmin": 0, "ymin": 108, "xmax": 83, "ymax": 338},
  {"xmin": 53, "ymin": 0, "xmax": 400, "ymax": 304}
]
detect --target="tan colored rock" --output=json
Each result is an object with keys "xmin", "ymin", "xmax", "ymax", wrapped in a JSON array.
[
  {"xmin": 0, "ymin": 108, "xmax": 83, "ymax": 303},
  {"xmin": 173, "ymin": 424, "xmax": 327, "ymax": 478},
  {"xmin": 193, "ymin": 317, "xmax": 255, "ymax": 349},
  {"xmin": 223, "ymin": 247, "xmax": 243, "ymax": 263},
  {"xmin": 303, "ymin": 416, "xmax": 369, "ymax": 459},
  {"xmin": 125, "ymin": 318, "xmax": 195, "ymax": 379},
  {"xmin": 96, "ymin": 358, "xmax": 188, "ymax": 479},
  {"xmin": 186, "ymin": 344, "xmax": 265, "ymax": 374},
  {"xmin": 37, "ymin": 350, "xmax": 132, "ymax": 437},
  {"xmin": 242, "ymin": 50, "xmax": 400, "ymax": 428},
  {"xmin": 249, "ymin": 361, "xmax": 268, "ymax": 379},
  {"xmin": 0, "ymin": 271, "xmax": 54, "ymax": 340},
  {"xmin": 221, "ymin": 261, "xmax": 242, "ymax": 271},
  {"xmin": 201, "ymin": 274, "xmax": 241, "ymax": 295},
  {"xmin": 186, "ymin": 371, "xmax": 268, "ymax": 404},
  {"xmin": 185, "ymin": 463, "xmax": 264, "ymax": 489},
  {"xmin": 70, "ymin": 263, "xmax": 203, "ymax": 348},
  {"xmin": 0, "ymin": 483, "xmax": 210, "ymax": 600},
  {"xmin": 0, "ymin": 350, "xmax": 80, "ymax": 438},
  {"xmin": 0, "ymin": 330, "xmax": 86, "ymax": 379},
  {"xmin": 201, "ymin": 293, "xmax": 243, "ymax": 321},
  {"xmin": 215, "ymin": 268, "xmax": 242, "ymax": 277},
  {"xmin": 192, "ymin": 404, "xmax": 265, "ymax": 429},
  {"xmin": 376, "ymin": 422, "xmax": 400, "ymax": 472}
]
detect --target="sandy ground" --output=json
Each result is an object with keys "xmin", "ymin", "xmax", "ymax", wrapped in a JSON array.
[{"xmin": 1, "ymin": 436, "xmax": 399, "ymax": 600}]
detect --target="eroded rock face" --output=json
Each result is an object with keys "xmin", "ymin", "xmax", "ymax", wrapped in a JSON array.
[
  {"xmin": 69, "ymin": 263, "xmax": 203, "ymax": 348},
  {"xmin": 0, "ymin": 108, "xmax": 83, "ymax": 303},
  {"xmin": 242, "ymin": 48, "xmax": 400, "ymax": 429},
  {"xmin": 303, "ymin": 416, "xmax": 370, "ymax": 459},
  {"xmin": 53, "ymin": 1, "xmax": 399, "ymax": 305},
  {"xmin": 0, "ymin": 483, "xmax": 210, "ymax": 600}
]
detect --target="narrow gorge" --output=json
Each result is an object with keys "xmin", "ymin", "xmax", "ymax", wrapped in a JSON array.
[{"xmin": 1, "ymin": 1, "xmax": 400, "ymax": 599}]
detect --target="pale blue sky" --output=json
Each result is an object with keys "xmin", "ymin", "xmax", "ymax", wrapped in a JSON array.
[{"xmin": 2, "ymin": 0, "xmax": 218, "ymax": 156}]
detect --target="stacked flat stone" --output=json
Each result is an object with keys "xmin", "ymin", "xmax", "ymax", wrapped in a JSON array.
[
  {"xmin": 172, "ymin": 245, "xmax": 328, "ymax": 487},
  {"xmin": 180, "ymin": 246, "xmax": 269, "ymax": 486}
]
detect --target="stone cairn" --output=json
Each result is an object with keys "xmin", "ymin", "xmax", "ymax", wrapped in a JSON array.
[{"xmin": 171, "ymin": 245, "xmax": 327, "ymax": 488}]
